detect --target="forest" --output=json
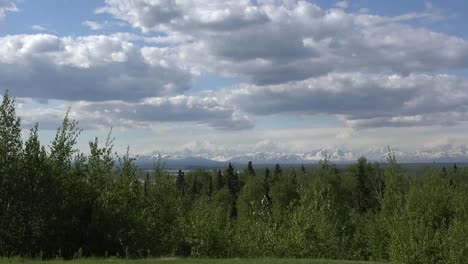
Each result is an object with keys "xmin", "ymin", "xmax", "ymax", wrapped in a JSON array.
[{"xmin": 1, "ymin": 91, "xmax": 468, "ymax": 264}]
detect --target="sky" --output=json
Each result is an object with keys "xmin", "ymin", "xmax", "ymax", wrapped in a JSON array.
[{"xmin": 2, "ymin": 0, "xmax": 468, "ymax": 156}]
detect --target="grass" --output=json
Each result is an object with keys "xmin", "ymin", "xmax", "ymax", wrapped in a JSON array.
[{"xmin": 0, "ymin": 258, "xmax": 386, "ymax": 264}]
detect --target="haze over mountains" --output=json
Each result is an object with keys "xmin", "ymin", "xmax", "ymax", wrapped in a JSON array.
[{"xmin": 134, "ymin": 144, "xmax": 468, "ymax": 168}]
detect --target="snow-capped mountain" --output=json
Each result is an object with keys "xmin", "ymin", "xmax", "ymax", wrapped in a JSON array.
[{"xmin": 134, "ymin": 144, "xmax": 468, "ymax": 168}]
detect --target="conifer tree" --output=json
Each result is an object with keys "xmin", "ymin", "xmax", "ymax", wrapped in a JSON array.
[
  {"xmin": 247, "ymin": 161, "xmax": 256, "ymax": 176},
  {"xmin": 274, "ymin": 163, "xmax": 282, "ymax": 180},
  {"xmin": 190, "ymin": 175, "xmax": 198, "ymax": 198},
  {"xmin": 442, "ymin": 166, "xmax": 448, "ymax": 178},
  {"xmin": 216, "ymin": 169, "xmax": 224, "ymax": 190},
  {"xmin": 226, "ymin": 163, "xmax": 240, "ymax": 197},
  {"xmin": 208, "ymin": 174, "xmax": 213, "ymax": 197},
  {"xmin": 263, "ymin": 168, "xmax": 272, "ymax": 205},
  {"xmin": 226, "ymin": 163, "xmax": 240, "ymax": 219},
  {"xmin": 176, "ymin": 169, "xmax": 185, "ymax": 195}
]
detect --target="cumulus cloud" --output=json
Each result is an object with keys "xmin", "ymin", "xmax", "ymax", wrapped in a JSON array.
[
  {"xmin": 18, "ymin": 95, "xmax": 254, "ymax": 130},
  {"xmin": 222, "ymin": 73, "xmax": 468, "ymax": 128},
  {"xmin": 96, "ymin": 0, "xmax": 269, "ymax": 33},
  {"xmin": 0, "ymin": 34, "xmax": 192, "ymax": 101},
  {"xmin": 4, "ymin": 0, "xmax": 468, "ymax": 132},
  {"xmin": 0, "ymin": 0, "xmax": 17, "ymax": 17},
  {"xmin": 98, "ymin": 0, "xmax": 468, "ymax": 85},
  {"xmin": 14, "ymin": 71, "xmax": 468, "ymax": 131}
]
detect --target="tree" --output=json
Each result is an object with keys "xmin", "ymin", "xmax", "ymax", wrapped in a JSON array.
[
  {"xmin": 352, "ymin": 156, "xmax": 372, "ymax": 214},
  {"xmin": 274, "ymin": 164, "xmax": 282, "ymax": 179},
  {"xmin": 19, "ymin": 124, "xmax": 49, "ymax": 255},
  {"xmin": 208, "ymin": 174, "xmax": 213, "ymax": 198},
  {"xmin": 0, "ymin": 91, "xmax": 24, "ymax": 255},
  {"xmin": 247, "ymin": 161, "xmax": 256, "ymax": 176},
  {"xmin": 263, "ymin": 168, "xmax": 272, "ymax": 205},
  {"xmin": 226, "ymin": 163, "xmax": 240, "ymax": 219},
  {"xmin": 216, "ymin": 170, "xmax": 224, "ymax": 190},
  {"xmin": 176, "ymin": 170, "xmax": 185, "ymax": 195}
]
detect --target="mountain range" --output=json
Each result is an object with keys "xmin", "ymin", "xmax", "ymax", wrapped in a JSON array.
[{"xmin": 133, "ymin": 145, "xmax": 468, "ymax": 169}]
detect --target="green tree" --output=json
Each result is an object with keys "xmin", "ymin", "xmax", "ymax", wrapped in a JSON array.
[
  {"xmin": 247, "ymin": 161, "xmax": 256, "ymax": 176},
  {"xmin": 176, "ymin": 169, "xmax": 185, "ymax": 195},
  {"xmin": 216, "ymin": 169, "xmax": 224, "ymax": 190},
  {"xmin": 351, "ymin": 156, "xmax": 373, "ymax": 214},
  {"xmin": 226, "ymin": 163, "xmax": 240, "ymax": 219}
]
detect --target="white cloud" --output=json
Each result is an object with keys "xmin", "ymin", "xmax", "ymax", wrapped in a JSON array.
[
  {"xmin": 4, "ymin": 0, "xmax": 468, "ymax": 134},
  {"xmin": 335, "ymin": 1, "xmax": 348, "ymax": 9},
  {"xmin": 82, "ymin": 20, "xmax": 105, "ymax": 30},
  {"xmin": 98, "ymin": 0, "xmax": 464, "ymax": 85},
  {"xmin": 18, "ymin": 95, "xmax": 254, "ymax": 131},
  {"xmin": 12, "ymin": 70, "xmax": 468, "ymax": 131},
  {"xmin": 31, "ymin": 25, "xmax": 47, "ymax": 31},
  {"xmin": 0, "ymin": 0, "xmax": 17, "ymax": 17},
  {"xmin": 222, "ymin": 73, "xmax": 468, "ymax": 128},
  {"xmin": 0, "ymin": 34, "xmax": 193, "ymax": 101}
]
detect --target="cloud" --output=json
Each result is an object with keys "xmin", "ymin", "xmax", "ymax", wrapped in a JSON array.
[
  {"xmin": 98, "ymin": 0, "xmax": 467, "ymax": 85},
  {"xmin": 82, "ymin": 20, "xmax": 105, "ymax": 30},
  {"xmin": 96, "ymin": 0, "xmax": 269, "ymax": 33},
  {"xmin": 0, "ymin": 34, "xmax": 193, "ymax": 101},
  {"xmin": 18, "ymin": 95, "xmax": 254, "ymax": 130},
  {"xmin": 31, "ymin": 25, "xmax": 47, "ymax": 31},
  {"xmin": 14, "ymin": 71, "xmax": 468, "ymax": 131},
  {"xmin": 222, "ymin": 73, "xmax": 468, "ymax": 128},
  {"xmin": 0, "ymin": 0, "xmax": 17, "ymax": 17},
  {"xmin": 82, "ymin": 20, "xmax": 127, "ymax": 31},
  {"xmin": 335, "ymin": 1, "xmax": 349, "ymax": 9},
  {"xmin": 4, "ymin": 1, "xmax": 468, "ymax": 133}
]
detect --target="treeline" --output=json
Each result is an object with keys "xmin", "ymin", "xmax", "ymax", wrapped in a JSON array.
[{"xmin": 1, "ymin": 91, "xmax": 468, "ymax": 263}]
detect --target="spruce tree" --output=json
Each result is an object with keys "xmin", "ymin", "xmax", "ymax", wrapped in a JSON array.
[
  {"xmin": 208, "ymin": 174, "xmax": 213, "ymax": 197},
  {"xmin": 274, "ymin": 163, "xmax": 282, "ymax": 180},
  {"xmin": 263, "ymin": 168, "xmax": 272, "ymax": 205},
  {"xmin": 226, "ymin": 163, "xmax": 240, "ymax": 219},
  {"xmin": 216, "ymin": 169, "xmax": 224, "ymax": 190},
  {"xmin": 226, "ymin": 163, "xmax": 240, "ymax": 197},
  {"xmin": 247, "ymin": 161, "xmax": 256, "ymax": 176},
  {"xmin": 176, "ymin": 169, "xmax": 185, "ymax": 195}
]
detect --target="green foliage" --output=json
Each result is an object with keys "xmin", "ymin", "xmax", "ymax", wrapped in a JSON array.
[{"xmin": 3, "ymin": 91, "xmax": 468, "ymax": 263}]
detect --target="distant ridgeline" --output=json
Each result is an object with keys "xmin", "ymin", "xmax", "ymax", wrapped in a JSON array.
[{"xmin": 1, "ymin": 91, "xmax": 468, "ymax": 263}]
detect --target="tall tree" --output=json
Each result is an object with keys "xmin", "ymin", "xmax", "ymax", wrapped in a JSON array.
[
  {"xmin": 352, "ymin": 156, "xmax": 372, "ymax": 214},
  {"xmin": 216, "ymin": 170, "xmax": 224, "ymax": 190},
  {"xmin": 208, "ymin": 174, "xmax": 213, "ymax": 198},
  {"xmin": 274, "ymin": 163, "xmax": 282, "ymax": 181},
  {"xmin": 226, "ymin": 163, "xmax": 240, "ymax": 219},
  {"xmin": 176, "ymin": 169, "xmax": 185, "ymax": 195},
  {"xmin": 263, "ymin": 168, "xmax": 272, "ymax": 205},
  {"xmin": 247, "ymin": 161, "xmax": 256, "ymax": 176},
  {"xmin": 0, "ymin": 91, "xmax": 24, "ymax": 255}
]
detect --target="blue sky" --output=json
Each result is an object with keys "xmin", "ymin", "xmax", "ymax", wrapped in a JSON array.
[{"xmin": 2, "ymin": 0, "xmax": 468, "ymax": 158}]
